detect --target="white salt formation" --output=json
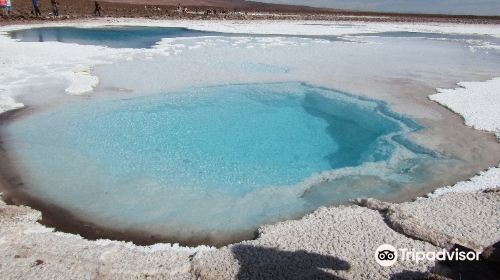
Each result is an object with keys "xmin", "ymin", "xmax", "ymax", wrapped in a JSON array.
[{"xmin": 431, "ymin": 78, "xmax": 500, "ymax": 139}]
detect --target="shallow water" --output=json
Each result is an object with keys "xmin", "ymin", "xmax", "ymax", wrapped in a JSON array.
[
  {"xmin": 2, "ymin": 26, "xmax": 500, "ymax": 245},
  {"xmin": 3, "ymin": 82, "xmax": 437, "ymax": 243}
]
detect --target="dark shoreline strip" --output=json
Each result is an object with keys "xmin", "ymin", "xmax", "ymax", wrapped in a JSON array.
[
  {"xmin": 0, "ymin": 108, "xmax": 255, "ymax": 248},
  {"xmin": 1, "ymin": 0, "xmax": 500, "ymax": 25}
]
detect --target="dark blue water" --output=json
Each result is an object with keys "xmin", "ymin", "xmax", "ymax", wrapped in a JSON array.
[
  {"xmin": 8, "ymin": 26, "xmax": 222, "ymax": 48},
  {"xmin": 8, "ymin": 26, "xmax": 346, "ymax": 48}
]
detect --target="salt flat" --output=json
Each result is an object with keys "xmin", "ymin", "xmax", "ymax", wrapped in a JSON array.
[{"xmin": 0, "ymin": 19, "xmax": 499, "ymax": 279}]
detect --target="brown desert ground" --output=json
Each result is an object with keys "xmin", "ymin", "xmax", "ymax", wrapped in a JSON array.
[{"xmin": 1, "ymin": 0, "xmax": 500, "ymax": 24}]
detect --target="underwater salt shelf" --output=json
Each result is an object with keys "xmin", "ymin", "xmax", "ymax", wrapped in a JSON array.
[{"xmin": 3, "ymin": 82, "xmax": 435, "ymax": 244}]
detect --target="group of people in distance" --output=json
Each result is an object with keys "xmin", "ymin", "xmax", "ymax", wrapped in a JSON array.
[{"xmin": 0, "ymin": 0, "xmax": 102, "ymax": 17}]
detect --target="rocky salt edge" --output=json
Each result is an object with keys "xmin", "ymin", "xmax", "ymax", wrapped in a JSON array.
[
  {"xmin": 1, "ymin": 176, "xmax": 499, "ymax": 279},
  {"xmin": 0, "ymin": 95, "xmax": 23, "ymax": 114},
  {"xmin": 430, "ymin": 78, "xmax": 500, "ymax": 140},
  {"xmin": 427, "ymin": 78, "xmax": 500, "ymax": 196},
  {"xmin": 0, "ymin": 19, "xmax": 499, "ymax": 279}
]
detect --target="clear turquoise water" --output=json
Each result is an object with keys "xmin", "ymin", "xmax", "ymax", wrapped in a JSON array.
[{"xmin": 4, "ymin": 82, "xmax": 433, "ymax": 242}]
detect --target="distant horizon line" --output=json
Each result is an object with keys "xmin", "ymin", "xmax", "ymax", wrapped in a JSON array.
[{"xmin": 248, "ymin": 0, "xmax": 500, "ymax": 17}]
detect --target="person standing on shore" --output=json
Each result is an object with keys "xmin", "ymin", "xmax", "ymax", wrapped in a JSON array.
[
  {"xmin": 94, "ymin": 1, "xmax": 101, "ymax": 16},
  {"xmin": 0, "ymin": 0, "xmax": 6, "ymax": 16},
  {"xmin": 51, "ymin": 0, "xmax": 59, "ymax": 16},
  {"xmin": 6, "ymin": 0, "xmax": 11, "ymax": 15},
  {"xmin": 32, "ymin": 0, "xmax": 41, "ymax": 17}
]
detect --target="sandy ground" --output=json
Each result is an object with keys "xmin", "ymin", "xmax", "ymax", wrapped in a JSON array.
[{"xmin": 1, "ymin": 0, "xmax": 499, "ymax": 24}]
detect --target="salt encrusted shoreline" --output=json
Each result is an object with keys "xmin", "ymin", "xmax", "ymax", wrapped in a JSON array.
[
  {"xmin": 430, "ymin": 78, "xmax": 500, "ymax": 140},
  {"xmin": 1, "ymin": 20, "xmax": 500, "ymax": 279},
  {"xmin": 1, "ymin": 176, "xmax": 499, "ymax": 279}
]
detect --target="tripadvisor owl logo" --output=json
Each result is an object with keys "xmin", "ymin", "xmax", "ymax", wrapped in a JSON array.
[
  {"xmin": 375, "ymin": 244, "xmax": 398, "ymax": 267},
  {"xmin": 374, "ymin": 243, "xmax": 480, "ymax": 267}
]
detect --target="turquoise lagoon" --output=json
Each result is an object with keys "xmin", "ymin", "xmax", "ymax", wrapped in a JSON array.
[{"xmin": 3, "ymin": 82, "xmax": 435, "ymax": 244}]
